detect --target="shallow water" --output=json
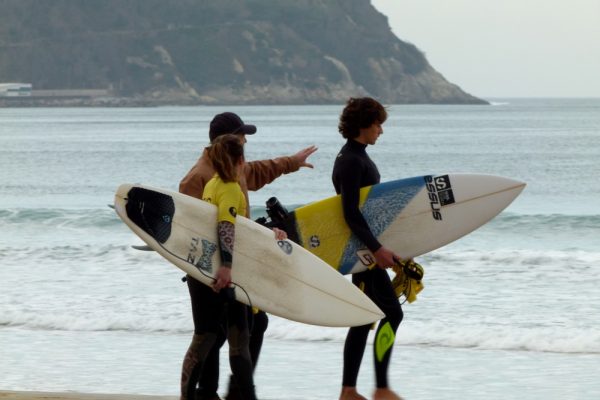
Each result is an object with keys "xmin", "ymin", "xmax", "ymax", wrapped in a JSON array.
[{"xmin": 1, "ymin": 99, "xmax": 599, "ymax": 399}]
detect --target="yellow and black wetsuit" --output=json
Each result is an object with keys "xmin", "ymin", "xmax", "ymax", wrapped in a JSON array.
[
  {"xmin": 333, "ymin": 139, "xmax": 403, "ymax": 389},
  {"xmin": 180, "ymin": 151, "xmax": 297, "ymax": 400},
  {"xmin": 181, "ymin": 175, "xmax": 256, "ymax": 400}
]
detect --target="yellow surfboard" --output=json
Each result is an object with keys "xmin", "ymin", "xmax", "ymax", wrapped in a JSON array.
[{"xmin": 279, "ymin": 174, "xmax": 525, "ymax": 274}]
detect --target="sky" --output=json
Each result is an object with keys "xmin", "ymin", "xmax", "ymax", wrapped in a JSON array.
[{"xmin": 372, "ymin": 0, "xmax": 600, "ymax": 98}]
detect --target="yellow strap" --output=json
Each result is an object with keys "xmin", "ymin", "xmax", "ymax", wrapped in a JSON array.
[{"xmin": 391, "ymin": 260, "xmax": 425, "ymax": 303}]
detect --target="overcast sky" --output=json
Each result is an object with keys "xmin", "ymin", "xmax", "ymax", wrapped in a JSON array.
[{"xmin": 372, "ymin": 0, "xmax": 600, "ymax": 98}]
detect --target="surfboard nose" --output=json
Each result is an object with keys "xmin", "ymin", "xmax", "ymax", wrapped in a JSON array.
[
  {"xmin": 499, "ymin": 176, "xmax": 526, "ymax": 189},
  {"xmin": 358, "ymin": 301, "xmax": 386, "ymax": 324},
  {"xmin": 472, "ymin": 174, "xmax": 526, "ymax": 192},
  {"xmin": 290, "ymin": 288, "xmax": 385, "ymax": 327}
]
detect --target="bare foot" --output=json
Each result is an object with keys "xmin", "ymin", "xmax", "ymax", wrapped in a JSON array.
[
  {"xmin": 373, "ymin": 388, "xmax": 404, "ymax": 400},
  {"xmin": 339, "ymin": 386, "xmax": 368, "ymax": 400}
]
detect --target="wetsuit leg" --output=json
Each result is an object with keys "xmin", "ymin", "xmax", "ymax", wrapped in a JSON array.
[
  {"xmin": 180, "ymin": 277, "xmax": 225, "ymax": 400},
  {"xmin": 225, "ymin": 307, "xmax": 268, "ymax": 399},
  {"xmin": 181, "ymin": 332, "xmax": 217, "ymax": 400},
  {"xmin": 341, "ymin": 324, "xmax": 371, "ymax": 387},
  {"xmin": 368, "ymin": 268, "xmax": 403, "ymax": 388},
  {"xmin": 226, "ymin": 301, "xmax": 256, "ymax": 400},
  {"xmin": 197, "ymin": 328, "xmax": 226, "ymax": 398},
  {"xmin": 341, "ymin": 270, "xmax": 375, "ymax": 387},
  {"xmin": 341, "ymin": 269, "xmax": 403, "ymax": 389},
  {"xmin": 249, "ymin": 309, "xmax": 268, "ymax": 369}
]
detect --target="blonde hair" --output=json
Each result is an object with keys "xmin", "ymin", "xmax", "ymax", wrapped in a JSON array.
[{"xmin": 206, "ymin": 134, "xmax": 245, "ymax": 182}]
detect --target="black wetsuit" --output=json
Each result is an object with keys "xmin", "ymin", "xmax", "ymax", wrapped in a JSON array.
[
  {"xmin": 183, "ymin": 277, "xmax": 256, "ymax": 400},
  {"xmin": 332, "ymin": 139, "xmax": 403, "ymax": 389},
  {"xmin": 187, "ymin": 278, "xmax": 267, "ymax": 400}
]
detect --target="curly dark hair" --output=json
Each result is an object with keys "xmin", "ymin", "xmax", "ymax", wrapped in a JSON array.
[{"xmin": 338, "ymin": 97, "xmax": 387, "ymax": 139}]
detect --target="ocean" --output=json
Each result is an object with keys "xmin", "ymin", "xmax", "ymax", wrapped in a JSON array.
[{"xmin": 1, "ymin": 99, "xmax": 599, "ymax": 399}]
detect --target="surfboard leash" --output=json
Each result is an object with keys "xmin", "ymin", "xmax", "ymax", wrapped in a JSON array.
[
  {"xmin": 130, "ymin": 199, "xmax": 255, "ymax": 311},
  {"xmin": 155, "ymin": 239, "xmax": 254, "ymax": 310}
]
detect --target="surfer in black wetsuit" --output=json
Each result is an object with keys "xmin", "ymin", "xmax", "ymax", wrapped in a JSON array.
[{"xmin": 333, "ymin": 97, "xmax": 404, "ymax": 400}]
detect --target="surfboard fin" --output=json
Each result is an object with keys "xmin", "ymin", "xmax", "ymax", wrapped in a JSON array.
[{"xmin": 131, "ymin": 244, "xmax": 154, "ymax": 251}]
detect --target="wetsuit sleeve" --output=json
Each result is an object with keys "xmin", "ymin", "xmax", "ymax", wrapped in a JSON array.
[
  {"xmin": 217, "ymin": 221, "xmax": 235, "ymax": 268},
  {"xmin": 215, "ymin": 184, "xmax": 242, "ymax": 224},
  {"xmin": 215, "ymin": 183, "xmax": 245, "ymax": 268},
  {"xmin": 337, "ymin": 159, "xmax": 382, "ymax": 253},
  {"xmin": 243, "ymin": 156, "xmax": 301, "ymax": 191}
]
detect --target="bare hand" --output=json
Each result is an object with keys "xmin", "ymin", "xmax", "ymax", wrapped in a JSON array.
[
  {"xmin": 212, "ymin": 266, "xmax": 232, "ymax": 292},
  {"xmin": 272, "ymin": 227, "xmax": 287, "ymax": 240},
  {"xmin": 292, "ymin": 145, "xmax": 318, "ymax": 169},
  {"xmin": 373, "ymin": 246, "xmax": 401, "ymax": 269}
]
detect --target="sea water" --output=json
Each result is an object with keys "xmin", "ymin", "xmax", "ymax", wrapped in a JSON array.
[{"xmin": 1, "ymin": 99, "xmax": 599, "ymax": 399}]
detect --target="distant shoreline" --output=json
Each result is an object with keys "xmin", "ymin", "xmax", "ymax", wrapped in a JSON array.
[
  {"xmin": 0, "ymin": 97, "xmax": 207, "ymax": 108},
  {"xmin": 2, "ymin": 97, "xmax": 597, "ymax": 109},
  {"xmin": 0, "ymin": 97, "xmax": 491, "ymax": 108}
]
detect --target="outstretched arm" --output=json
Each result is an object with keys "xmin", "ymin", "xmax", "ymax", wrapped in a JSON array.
[{"xmin": 244, "ymin": 145, "xmax": 318, "ymax": 191}]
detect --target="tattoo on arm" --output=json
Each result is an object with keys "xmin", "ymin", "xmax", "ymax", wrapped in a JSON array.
[{"xmin": 217, "ymin": 221, "xmax": 235, "ymax": 267}]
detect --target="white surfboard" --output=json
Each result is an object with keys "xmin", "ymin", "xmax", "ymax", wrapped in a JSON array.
[
  {"xmin": 113, "ymin": 183, "xmax": 384, "ymax": 327},
  {"xmin": 287, "ymin": 173, "xmax": 526, "ymax": 274}
]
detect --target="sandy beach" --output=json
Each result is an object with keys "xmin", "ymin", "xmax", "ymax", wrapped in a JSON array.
[{"xmin": 0, "ymin": 392, "xmax": 176, "ymax": 400}]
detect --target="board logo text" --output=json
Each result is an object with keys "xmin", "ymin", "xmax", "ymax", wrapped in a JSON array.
[
  {"xmin": 277, "ymin": 240, "xmax": 293, "ymax": 255},
  {"xmin": 187, "ymin": 236, "xmax": 217, "ymax": 273},
  {"xmin": 356, "ymin": 249, "xmax": 376, "ymax": 267},
  {"xmin": 424, "ymin": 175, "xmax": 455, "ymax": 220},
  {"xmin": 309, "ymin": 235, "xmax": 320, "ymax": 248}
]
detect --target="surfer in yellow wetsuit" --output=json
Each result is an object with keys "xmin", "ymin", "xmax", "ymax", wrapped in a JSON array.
[
  {"xmin": 179, "ymin": 112, "xmax": 316, "ymax": 400},
  {"xmin": 180, "ymin": 134, "xmax": 286, "ymax": 400},
  {"xmin": 333, "ymin": 97, "xmax": 405, "ymax": 400}
]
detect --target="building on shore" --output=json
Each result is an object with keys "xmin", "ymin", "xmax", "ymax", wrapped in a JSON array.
[
  {"xmin": 31, "ymin": 88, "xmax": 111, "ymax": 97},
  {"xmin": 0, "ymin": 83, "xmax": 32, "ymax": 97}
]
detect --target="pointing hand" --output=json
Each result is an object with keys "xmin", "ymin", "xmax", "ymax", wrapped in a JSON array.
[{"xmin": 293, "ymin": 145, "xmax": 318, "ymax": 169}]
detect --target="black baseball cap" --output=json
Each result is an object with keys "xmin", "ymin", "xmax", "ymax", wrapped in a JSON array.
[{"xmin": 209, "ymin": 112, "xmax": 257, "ymax": 141}]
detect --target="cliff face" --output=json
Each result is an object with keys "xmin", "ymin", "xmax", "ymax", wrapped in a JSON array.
[{"xmin": 0, "ymin": 0, "xmax": 487, "ymax": 105}]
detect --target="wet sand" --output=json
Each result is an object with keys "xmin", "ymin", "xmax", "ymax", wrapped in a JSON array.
[{"xmin": 0, "ymin": 392, "xmax": 176, "ymax": 400}]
